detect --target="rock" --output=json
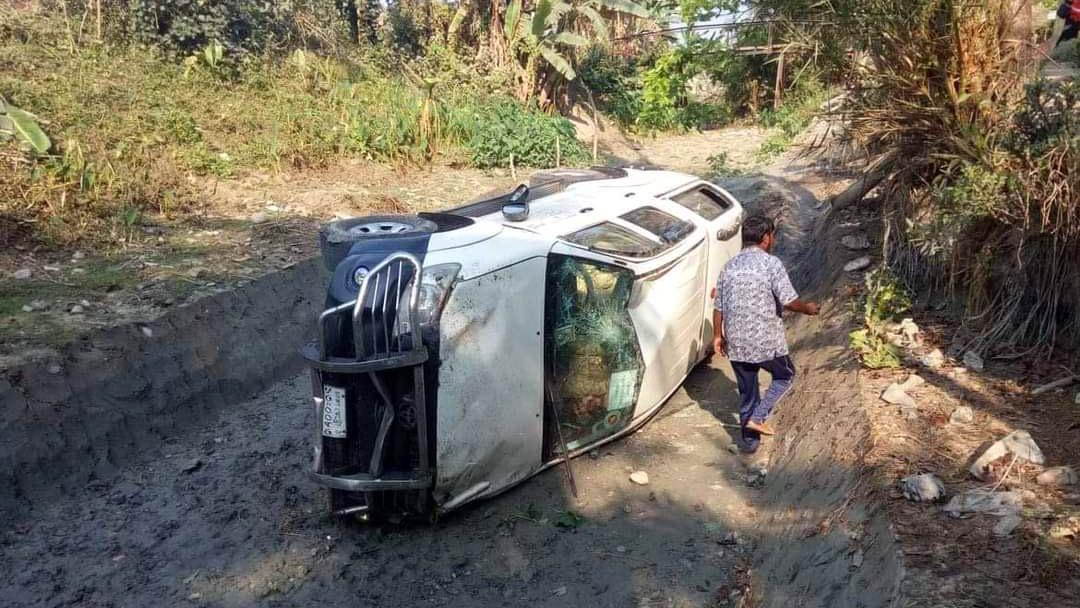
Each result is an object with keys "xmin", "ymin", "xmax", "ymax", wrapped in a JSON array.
[
  {"xmin": 615, "ymin": 545, "xmax": 627, "ymax": 553},
  {"xmin": 1037, "ymin": 466, "xmax": 1079, "ymax": 487},
  {"xmin": 43, "ymin": 265, "xmax": 60, "ymax": 272},
  {"xmin": 1049, "ymin": 515, "xmax": 1080, "ymax": 539},
  {"xmin": 267, "ymin": 204, "xmax": 282, "ymax": 213},
  {"xmin": 629, "ymin": 471, "xmax": 650, "ymax": 486},
  {"xmin": 899, "ymin": 318, "xmax": 921, "ymax": 345},
  {"xmin": 73, "ymin": 251, "xmax": 85, "ymax": 260},
  {"xmin": 851, "ymin": 549, "xmax": 864, "ymax": 568},
  {"xmin": 949, "ymin": 406, "xmax": 974, "ymax": 425},
  {"xmin": 70, "ymin": 305, "xmax": 84, "ymax": 314},
  {"xmin": 881, "ymin": 383, "xmax": 917, "ymax": 408},
  {"xmin": 844, "ymin": 256, "xmax": 872, "ymax": 272},
  {"xmin": 993, "ymin": 514, "xmax": 1023, "ymax": 537},
  {"xmin": 30, "ymin": 299, "xmax": 47, "ymax": 310},
  {"xmin": 901, "ymin": 473, "xmax": 945, "ymax": 502},
  {"xmin": 944, "ymin": 489, "xmax": 1023, "ymax": 518},
  {"xmin": 970, "ymin": 430, "xmax": 1046, "ymax": 479},
  {"xmin": 900, "ymin": 404, "xmax": 919, "ymax": 420},
  {"xmin": 47, "ymin": 363, "xmax": 62, "ymax": 375},
  {"xmin": 552, "ymin": 586, "xmax": 567, "ymax": 597},
  {"xmin": 963, "ymin": 351, "xmax": 984, "ymax": 372},
  {"xmin": 71, "ymin": 268, "xmax": 86, "ymax": 274},
  {"xmin": 841, "ymin": 234, "xmax": 870, "ymax": 250},
  {"xmin": 1075, "ymin": 391, "xmax": 1080, "ymax": 405},
  {"xmin": 251, "ymin": 212, "xmax": 269, "ymax": 223},
  {"xmin": 181, "ymin": 458, "xmax": 203, "ymax": 473},
  {"xmin": 21, "ymin": 305, "xmax": 33, "ymax": 313},
  {"xmin": 80, "ymin": 299, "xmax": 91, "ymax": 307},
  {"xmin": 140, "ymin": 326, "xmax": 153, "ymax": 338},
  {"xmin": 13, "ymin": 268, "xmax": 31, "ymax": 280},
  {"xmin": 899, "ymin": 374, "xmax": 925, "ymax": 391}
]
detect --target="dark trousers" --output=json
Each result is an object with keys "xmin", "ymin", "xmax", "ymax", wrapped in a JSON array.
[{"xmin": 731, "ymin": 355, "xmax": 796, "ymax": 453}]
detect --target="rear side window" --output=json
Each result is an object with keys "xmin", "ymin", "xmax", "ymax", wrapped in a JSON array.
[
  {"xmin": 620, "ymin": 207, "xmax": 695, "ymax": 245},
  {"xmin": 564, "ymin": 222, "xmax": 663, "ymax": 258},
  {"xmin": 670, "ymin": 187, "xmax": 732, "ymax": 220}
]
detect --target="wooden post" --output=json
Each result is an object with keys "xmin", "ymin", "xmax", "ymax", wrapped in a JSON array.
[{"xmin": 774, "ymin": 50, "xmax": 786, "ymax": 109}]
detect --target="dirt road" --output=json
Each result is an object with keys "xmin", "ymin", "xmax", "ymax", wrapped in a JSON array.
[{"xmin": 2, "ymin": 364, "xmax": 761, "ymax": 608}]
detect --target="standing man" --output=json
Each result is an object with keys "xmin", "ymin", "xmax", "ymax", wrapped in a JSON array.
[
  {"xmin": 1050, "ymin": 1, "xmax": 1080, "ymax": 59},
  {"xmin": 713, "ymin": 215, "xmax": 820, "ymax": 454}
]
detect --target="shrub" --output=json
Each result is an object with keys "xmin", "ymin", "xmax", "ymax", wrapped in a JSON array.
[
  {"xmin": 464, "ymin": 100, "xmax": 589, "ymax": 169},
  {"xmin": 127, "ymin": 0, "xmax": 279, "ymax": 57}
]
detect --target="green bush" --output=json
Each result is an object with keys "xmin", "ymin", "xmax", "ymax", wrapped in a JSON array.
[
  {"xmin": 127, "ymin": 0, "xmax": 279, "ymax": 57},
  {"xmin": 464, "ymin": 100, "xmax": 589, "ymax": 169}
]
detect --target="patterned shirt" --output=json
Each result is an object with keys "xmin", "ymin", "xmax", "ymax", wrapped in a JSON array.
[{"xmin": 714, "ymin": 247, "xmax": 799, "ymax": 364}]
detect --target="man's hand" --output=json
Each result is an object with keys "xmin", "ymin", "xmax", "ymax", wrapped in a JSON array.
[
  {"xmin": 784, "ymin": 299, "xmax": 821, "ymax": 316},
  {"xmin": 714, "ymin": 335, "xmax": 728, "ymax": 358}
]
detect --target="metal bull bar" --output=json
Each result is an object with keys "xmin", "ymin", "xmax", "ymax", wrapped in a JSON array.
[{"xmin": 305, "ymin": 252, "xmax": 432, "ymax": 495}]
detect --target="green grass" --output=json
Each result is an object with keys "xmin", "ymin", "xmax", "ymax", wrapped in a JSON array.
[{"xmin": 0, "ymin": 20, "xmax": 590, "ymax": 249}]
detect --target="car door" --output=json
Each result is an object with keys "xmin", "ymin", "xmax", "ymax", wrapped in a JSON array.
[
  {"xmin": 554, "ymin": 207, "xmax": 707, "ymax": 422},
  {"xmin": 663, "ymin": 183, "xmax": 744, "ymax": 359}
]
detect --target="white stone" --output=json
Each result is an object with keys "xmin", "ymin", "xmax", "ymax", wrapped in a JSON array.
[
  {"xmin": 963, "ymin": 351, "xmax": 985, "ymax": 372},
  {"xmin": 944, "ymin": 489, "xmax": 1023, "ymax": 518},
  {"xmin": 841, "ymin": 234, "xmax": 870, "ymax": 250},
  {"xmin": 72, "ymin": 251, "xmax": 85, "ymax": 260},
  {"xmin": 70, "ymin": 305, "xmax": 84, "ymax": 314},
  {"xmin": 919, "ymin": 349, "xmax": 946, "ymax": 369},
  {"xmin": 21, "ymin": 305, "xmax": 33, "ymax": 313},
  {"xmin": 970, "ymin": 430, "xmax": 1046, "ymax": 480},
  {"xmin": 881, "ymin": 383, "xmax": 916, "ymax": 408},
  {"xmin": 80, "ymin": 299, "xmax": 91, "ymax": 307},
  {"xmin": 844, "ymin": 256, "xmax": 872, "ymax": 272},
  {"xmin": 13, "ymin": 268, "xmax": 31, "ymax": 280},
  {"xmin": 900, "ymin": 473, "xmax": 945, "ymax": 502},
  {"xmin": 899, "ymin": 374, "xmax": 925, "ymax": 391},
  {"xmin": 140, "ymin": 326, "xmax": 153, "ymax": 338},
  {"xmin": 993, "ymin": 515, "xmax": 1023, "ymax": 537},
  {"xmin": 949, "ymin": 406, "xmax": 974, "ymax": 425},
  {"xmin": 629, "ymin": 471, "xmax": 650, "ymax": 486},
  {"xmin": 251, "ymin": 212, "xmax": 268, "ymax": 223},
  {"xmin": 899, "ymin": 318, "xmax": 921, "ymax": 345},
  {"xmin": 1037, "ymin": 466, "xmax": 1079, "ymax": 487}
]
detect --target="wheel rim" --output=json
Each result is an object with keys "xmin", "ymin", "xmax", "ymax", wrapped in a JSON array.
[{"xmin": 347, "ymin": 220, "xmax": 417, "ymax": 236}]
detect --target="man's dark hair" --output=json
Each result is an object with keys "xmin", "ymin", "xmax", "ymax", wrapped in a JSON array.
[{"xmin": 742, "ymin": 214, "xmax": 776, "ymax": 246}]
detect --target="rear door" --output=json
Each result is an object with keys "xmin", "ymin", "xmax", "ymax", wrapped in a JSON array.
[{"xmin": 663, "ymin": 183, "xmax": 744, "ymax": 359}]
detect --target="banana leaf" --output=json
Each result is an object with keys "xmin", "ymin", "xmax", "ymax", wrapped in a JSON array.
[
  {"xmin": 539, "ymin": 44, "xmax": 577, "ymax": 80},
  {"xmin": 593, "ymin": 0, "xmax": 650, "ymax": 18},
  {"xmin": 8, "ymin": 107, "xmax": 50, "ymax": 154}
]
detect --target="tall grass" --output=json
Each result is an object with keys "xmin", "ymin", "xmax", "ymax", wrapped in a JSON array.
[{"xmin": 831, "ymin": 0, "xmax": 1080, "ymax": 354}]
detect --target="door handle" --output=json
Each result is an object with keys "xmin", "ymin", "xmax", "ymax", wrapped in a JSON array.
[{"xmin": 716, "ymin": 226, "xmax": 740, "ymax": 241}]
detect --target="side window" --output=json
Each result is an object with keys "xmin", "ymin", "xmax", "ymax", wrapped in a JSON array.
[
  {"xmin": 670, "ymin": 187, "xmax": 732, "ymax": 221},
  {"xmin": 564, "ymin": 222, "xmax": 663, "ymax": 259},
  {"xmin": 620, "ymin": 207, "xmax": 695, "ymax": 245}
]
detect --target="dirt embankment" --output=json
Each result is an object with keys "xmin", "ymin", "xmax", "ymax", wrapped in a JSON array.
[{"xmin": 0, "ymin": 260, "xmax": 327, "ymax": 519}]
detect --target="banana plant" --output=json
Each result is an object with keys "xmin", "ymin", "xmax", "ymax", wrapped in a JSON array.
[
  {"xmin": 504, "ymin": 0, "xmax": 648, "ymax": 102},
  {"xmin": 0, "ymin": 96, "xmax": 51, "ymax": 156}
]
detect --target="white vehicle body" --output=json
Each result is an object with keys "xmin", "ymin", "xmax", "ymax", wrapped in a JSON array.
[{"xmin": 305, "ymin": 168, "xmax": 744, "ymax": 518}]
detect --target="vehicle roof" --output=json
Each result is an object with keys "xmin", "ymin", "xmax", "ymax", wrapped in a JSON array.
[{"xmin": 471, "ymin": 169, "xmax": 701, "ymax": 238}]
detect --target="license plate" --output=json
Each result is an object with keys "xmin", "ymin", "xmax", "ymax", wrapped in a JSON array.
[{"xmin": 322, "ymin": 385, "xmax": 347, "ymax": 438}]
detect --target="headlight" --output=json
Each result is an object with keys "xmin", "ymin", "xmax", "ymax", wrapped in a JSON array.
[
  {"xmin": 398, "ymin": 263, "xmax": 461, "ymax": 333},
  {"xmin": 352, "ymin": 266, "xmax": 370, "ymax": 288}
]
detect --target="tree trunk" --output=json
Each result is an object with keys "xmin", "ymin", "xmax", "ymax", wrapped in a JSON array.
[{"xmin": 490, "ymin": 0, "xmax": 509, "ymax": 68}]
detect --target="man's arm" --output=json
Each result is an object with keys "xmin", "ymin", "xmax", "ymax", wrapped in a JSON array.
[
  {"xmin": 784, "ymin": 299, "xmax": 821, "ymax": 316},
  {"xmin": 713, "ymin": 309, "xmax": 727, "ymax": 357}
]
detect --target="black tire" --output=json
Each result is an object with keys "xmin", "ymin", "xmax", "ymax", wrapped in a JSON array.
[{"xmin": 319, "ymin": 215, "xmax": 437, "ymax": 272}]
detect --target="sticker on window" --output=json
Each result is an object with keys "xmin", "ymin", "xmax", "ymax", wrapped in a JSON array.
[{"xmin": 606, "ymin": 369, "xmax": 638, "ymax": 412}]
